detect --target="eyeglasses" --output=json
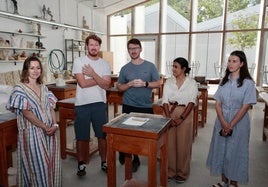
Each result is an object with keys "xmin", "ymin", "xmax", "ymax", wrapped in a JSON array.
[{"xmin": 128, "ymin": 47, "xmax": 140, "ymax": 51}]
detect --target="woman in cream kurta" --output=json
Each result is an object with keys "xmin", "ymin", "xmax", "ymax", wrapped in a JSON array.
[{"xmin": 162, "ymin": 57, "xmax": 198, "ymax": 183}]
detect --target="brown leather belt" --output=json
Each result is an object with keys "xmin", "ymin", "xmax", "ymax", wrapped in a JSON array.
[{"xmin": 169, "ymin": 102, "xmax": 186, "ymax": 114}]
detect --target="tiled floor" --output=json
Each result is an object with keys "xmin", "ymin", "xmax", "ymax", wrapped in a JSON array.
[{"xmin": 8, "ymin": 100, "xmax": 268, "ymax": 187}]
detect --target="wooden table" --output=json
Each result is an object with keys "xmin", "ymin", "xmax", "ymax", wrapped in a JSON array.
[
  {"xmin": 47, "ymin": 83, "xmax": 76, "ymax": 100},
  {"xmin": 56, "ymin": 98, "xmax": 98, "ymax": 160},
  {"xmin": 107, "ymin": 85, "xmax": 208, "ymax": 128},
  {"xmin": 198, "ymin": 85, "xmax": 208, "ymax": 127},
  {"xmin": 0, "ymin": 112, "xmax": 17, "ymax": 187},
  {"xmin": 103, "ymin": 113, "xmax": 171, "ymax": 187},
  {"xmin": 107, "ymin": 87, "xmax": 123, "ymax": 118}
]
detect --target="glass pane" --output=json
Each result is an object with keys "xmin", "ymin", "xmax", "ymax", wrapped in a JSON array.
[
  {"xmin": 224, "ymin": 31, "xmax": 258, "ymax": 79},
  {"xmin": 140, "ymin": 39, "xmax": 157, "ymax": 66},
  {"xmin": 226, "ymin": 0, "xmax": 261, "ymax": 30},
  {"xmin": 191, "ymin": 33, "xmax": 222, "ymax": 79},
  {"xmin": 192, "ymin": 0, "xmax": 224, "ymax": 31},
  {"xmin": 265, "ymin": 2, "xmax": 268, "ymax": 29},
  {"xmin": 161, "ymin": 34, "xmax": 189, "ymax": 77},
  {"xmin": 261, "ymin": 31, "xmax": 268, "ymax": 87},
  {"xmin": 134, "ymin": 0, "xmax": 160, "ymax": 34},
  {"xmin": 110, "ymin": 36, "xmax": 129, "ymax": 75},
  {"xmin": 165, "ymin": 0, "xmax": 191, "ymax": 32},
  {"xmin": 109, "ymin": 9, "xmax": 132, "ymax": 35}
]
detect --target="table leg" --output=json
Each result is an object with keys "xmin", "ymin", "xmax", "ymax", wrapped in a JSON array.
[
  {"xmin": 148, "ymin": 141, "xmax": 157, "ymax": 187},
  {"xmin": 125, "ymin": 153, "xmax": 132, "ymax": 180},
  {"xmin": 59, "ymin": 116, "xmax": 67, "ymax": 159},
  {"xmin": 114, "ymin": 103, "xmax": 118, "ymax": 117},
  {"xmin": 160, "ymin": 131, "xmax": 168, "ymax": 187},
  {"xmin": 204, "ymin": 90, "xmax": 208, "ymax": 123},
  {"xmin": 263, "ymin": 104, "xmax": 268, "ymax": 141},
  {"xmin": 107, "ymin": 134, "xmax": 116, "ymax": 187},
  {"xmin": 0, "ymin": 130, "xmax": 8, "ymax": 187}
]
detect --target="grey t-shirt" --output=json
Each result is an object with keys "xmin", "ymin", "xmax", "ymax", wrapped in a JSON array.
[{"xmin": 118, "ymin": 60, "xmax": 160, "ymax": 108}]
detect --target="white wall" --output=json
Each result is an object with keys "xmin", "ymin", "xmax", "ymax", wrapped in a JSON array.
[{"xmin": 0, "ymin": 0, "xmax": 107, "ymax": 77}]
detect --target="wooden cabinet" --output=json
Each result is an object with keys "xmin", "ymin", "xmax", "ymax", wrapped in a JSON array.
[
  {"xmin": 46, "ymin": 83, "xmax": 76, "ymax": 100},
  {"xmin": 0, "ymin": 113, "xmax": 17, "ymax": 187}
]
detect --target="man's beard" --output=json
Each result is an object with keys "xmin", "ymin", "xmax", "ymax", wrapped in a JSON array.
[{"xmin": 88, "ymin": 51, "xmax": 98, "ymax": 57}]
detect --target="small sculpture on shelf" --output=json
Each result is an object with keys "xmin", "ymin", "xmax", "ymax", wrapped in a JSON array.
[
  {"xmin": 35, "ymin": 41, "xmax": 45, "ymax": 49},
  {"xmin": 32, "ymin": 23, "xmax": 38, "ymax": 35},
  {"xmin": 11, "ymin": 0, "xmax": 18, "ymax": 14},
  {"xmin": 0, "ymin": 38, "xmax": 10, "ymax": 60},
  {"xmin": 20, "ymin": 51, "xmax": 27, "ymax": 60},
  {"xmin": 42, "ymin": 5, "xmax": 46, "ymax": 19},
  {"xmin": 47, "ymin": 7, "xmax": 55, "ymax": 21},
  {"xmin": 82, "ymin": 16, "xmax": 90, "ymax": 40},
  {"xmin": 32, "ymin": 22, "xmax": 42, "ymax": 35}
]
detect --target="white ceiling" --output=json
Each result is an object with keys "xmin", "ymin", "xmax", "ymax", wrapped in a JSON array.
[{"xmin": 75, "ymin": 0, "xmax": 147, "ymax": 15}]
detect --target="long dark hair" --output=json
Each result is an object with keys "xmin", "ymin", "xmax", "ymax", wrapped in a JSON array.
[
  {"xmin": 221, "ymin": 50, "xmax": 253, "ymax": 87},
  {"xmin": 173, "ymin": 57, "xmax": 191, "ymax": 75},
  {"xmin": 20, "ymin": 56, "xmax": 43, "ymax": 84}
]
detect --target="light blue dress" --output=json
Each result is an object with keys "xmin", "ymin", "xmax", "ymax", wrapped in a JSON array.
[{"xmin": 206, "ymin": 77, "xmax": 256, "ymax": 184}]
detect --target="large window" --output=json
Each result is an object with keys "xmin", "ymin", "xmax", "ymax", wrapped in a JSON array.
[
  {"xmin": 165, "ymin": 0, "xmax": 191, "ymax": 32},
  {"xmin": 193, "ymin": 0, "xmax": 224, "ymax": 32},
  {"xmin": 191, "ymin": 33, "xmax": 222, "ymax": 78},
  {"xmin": 161, "ymin": 34, "xmax": 189, "ymax": 76},
  {"xmin": 108, "ymin": 0, "xmax": 267, "ymax": 86},
  {"xmin": 134, "ymin": 0, "xmax": 160, "ymax": 34},
  {"xmin": 109, "ymin": 8, "xmax": 132, "ymax": 35},
  {"xmin": 226, "ymin": 0, "xmax": 261, "ymax": 30}
]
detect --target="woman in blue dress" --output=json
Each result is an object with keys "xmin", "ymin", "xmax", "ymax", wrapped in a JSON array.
[{"xmin": 206, "ymin": 50, "xmax": 257, "ymax": 187}]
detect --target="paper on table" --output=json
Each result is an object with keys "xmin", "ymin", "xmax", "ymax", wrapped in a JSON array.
[{"xmin": 122, "ymin": 117, "xmax": 149, "ymax": 126}]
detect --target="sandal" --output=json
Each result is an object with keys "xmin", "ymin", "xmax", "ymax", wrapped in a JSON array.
[{"xmin": 212, "ymin": 182, "xmax": 229, "ymax": 187}]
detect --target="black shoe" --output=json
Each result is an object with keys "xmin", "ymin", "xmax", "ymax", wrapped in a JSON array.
[
  {"xmin": 132, "ymin": 159, "xmax": 140, "ymax": 172},
  {"xmin": 101, "ymin": 161, "xmax": 107, "ymax": 173},
  {"xmin": 174, "ymin": 175, "xmax": 186, "ymax": 183},
  {"xmin": 77, "ymin": 162, "xmax": 86, "ymax": 176},
  {"xmin": 119, "ymin": 152, "xmax": 125, "ymax": 165}
]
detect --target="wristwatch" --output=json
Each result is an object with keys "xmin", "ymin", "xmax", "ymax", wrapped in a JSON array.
[{"xmin": 145, "ymin": 81, "xmax": 149, "ymax": 88}]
